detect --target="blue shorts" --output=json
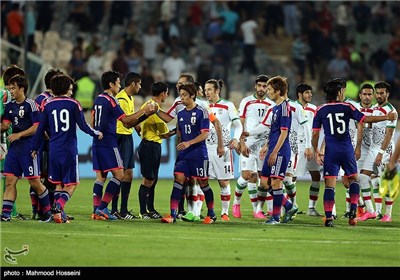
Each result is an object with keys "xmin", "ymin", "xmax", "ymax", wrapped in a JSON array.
[
  {"xmin": 323, "ymin": 147, "xmax": 357, "ymax": 178},
  {"xmin": 4, "ymin": 148, "xmax": 40, "ymax": 179},
  {"xmin": 117, "ymin": 134, "xmax": 135, "ymax": 169},
  {"xmin": 261, "ymin": 150, "xmax": 290, "ymax": 180},
  {"xmin": 92, "ymin": 146, "xmax": 124, "ymax": 173},
  {"xmin": 48, "ymin": 150, "xmax": 79, "ymax": 185},
  {"xmin": 174, "ymin": 153, "xmax": 209, "ymax": 180}
]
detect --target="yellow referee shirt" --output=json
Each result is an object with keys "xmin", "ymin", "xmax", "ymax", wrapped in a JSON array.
[
  {"xmin": 116, "ymin": 90, "xmax": 134, "ymax": 135},
  {"xmin": 140, "ymin": 99, "xmax": 169, "ymax": 144}
]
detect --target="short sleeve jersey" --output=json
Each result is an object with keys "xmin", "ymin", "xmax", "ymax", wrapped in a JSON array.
[
  {"xmin": 3, "ymin": 98, "xmax": 40, "ymax": 151},
  {"xmin": 92, "ymin": 92, "xmax": 125, "ymax": 148},
  {"xmin": 208, "ymin": 98, "xmax": 240, "ymax": 146}
]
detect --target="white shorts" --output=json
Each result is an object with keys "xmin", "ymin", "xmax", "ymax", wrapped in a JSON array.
[
  {"xmin": 361, "ymin": 146, "xmax": 390, "ymax": 176},
  {"xmin": 294, "ymin": 150, "xmax": 320, "ymax": 177},
  {"xmin": 208, "ymin": 146, "xmax": 234, "ymax": 180},
  {"xmin": 357, "ymin": 145, "xmax": 369, "ymax": 172},
  {"xmin": 239, "ymin": 142, "xmax": 264, "ymax": 173}
]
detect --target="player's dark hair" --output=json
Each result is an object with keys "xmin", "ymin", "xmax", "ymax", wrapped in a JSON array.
[
  {"xmin": 44, "ymin": 69, "xmax": 63, "ymax": 89},
  {"xmin": 359, "ymin": 83, "xmax": 374, "ymax": 92},
  {"xmin": 178, "ymin": 73, "xmax": 195, "ymax": 83},
  {"xmin": 296, "ymin": 83, "xmax": 312, "ymax": 98},
  {"xmin": 255, "ymin": 74, "xmax": 269, "ymax": 84},
  {"xmin": 3, "ymin": 65, "xmax": 25, "ymax": 86},
  {"xmin": 124, "ymin": 72, "xmax": 141, "ymax": 87},
  {"xmin": 152, "ymin": 81, "xmax": 168, "ymax": 96},
  {"xmin": 178, "ymin": 82, "xmax": 197, "ymax": 100},
  {"xmin": 267, "ymin": 75, "xmax": 288, "ymax": 96},
  {"xmin": 374, "ymin": 81, "xmax": 391, "ymax": 93},
  {"xmin": 8, "ymin": 75, "xmax": 28, "ymax": 93},
  {"xmin": 101, "ymin": 70, "xmax": 121, "ymax": 90},
  {"xmin": 50, "ymin": 74, "xmax": 74, "ymax": 96},
  {"xmin": 324, "ymin": 78, "xmax": 346, "ymax": 102},
  {"xmin": 205, "ymin": 79, "xmax": 224, "ymax": 91}
]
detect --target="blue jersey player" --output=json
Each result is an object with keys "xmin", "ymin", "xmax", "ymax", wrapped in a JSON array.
[
  {"xmin": 33, "ymin": 74, "xmax": 103, "ymax": 223},
  {"xmin": 91, "ymin": 70, "xmax": 157, "ymax": 220},
  {"xmin": 257, "ymin": 76, "xmax": 298, "ymax": 225},
  {"xmin": 312, "ymin": 78, "xmax": 397, "ymax": 227},
  {"xmin": 161, "ymin": 82, "xmax": 217, "ymax": 224},
  {"xmin": 1, "ymin": 75, "xmax": 52, "ymax": 222}
]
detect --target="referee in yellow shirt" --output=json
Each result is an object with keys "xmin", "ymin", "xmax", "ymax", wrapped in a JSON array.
[
  {"xmin": 112, "ymin": 72, "xmax": 142, "ymax": 219},
  {"xmin": 138, "ymin": 82, "xmax": 176, "ymax": 219}
]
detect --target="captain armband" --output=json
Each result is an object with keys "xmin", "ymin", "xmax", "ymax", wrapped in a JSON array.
[{"xmin": 137, "ymin": 113, "xmax": 149, "ymax": 123}]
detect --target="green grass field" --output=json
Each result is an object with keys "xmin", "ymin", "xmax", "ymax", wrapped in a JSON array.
[{"xmin": 1, "ymin": 178, "xmax": 399, "ymax": 267}]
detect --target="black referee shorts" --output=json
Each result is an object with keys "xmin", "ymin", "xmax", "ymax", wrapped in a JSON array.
[
  {"xmin": 117, "ymin": 134, "xmax": 135, "ymax": 169},
  {"xmin": 138, "ymin": 139, "xmax": 161, "ymax": 180}
]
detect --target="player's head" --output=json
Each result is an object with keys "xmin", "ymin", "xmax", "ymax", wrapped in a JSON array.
[
  {"xmin": 359, "ymin": 83, "xmax": 374, "ymax": 106},
  {"xmin": 124, "ymin": 72, "xmax": 142, "ymax": 94},
  {"xmin": 8, "ymin": 74, "xmax": 28, "ymax": 95},
  {"xmin": 205, "ymin": 79, "xmax": 224, "ymax": 102},
  {"xmin": 296, "ymin": 83, "xmax": 312, "ymax": 97},
  {"xmin": 124, "ymin": 72, "xmax": 141, "ymax": 87},
  {"xmin": 324, "ymin": 78, "xmax": 346, "ymax": 102},
  {"xmin": 374, "ymin": 81, "xmax": 391, "ymax": 105},
  {"xmin": 178, "ymin": 82, "xmax": 197, "ymax": 102},
  {"xmin": 101, "ymin": 70, "xmax": 121, "ymax": 92},
  {"xmin": 266, "ymin": 75, "xmax": 288, "ymax": 97},
  {"xmin": 255, "ymin": 74, "xmax": 269, "ymax": 84},
  {"xmin": 3, "ymin": 65, "xmax": 25, "ymax": 86},
  {"xmin": 296, "ymin": 83, "xmax": 313, "ymax": 104},
  {"xmin": 50, "ymin": 74, "xmax": 74, "ymax": 97},
  {"xmin": 152, "ymin": 81, "xmax": 169, "ymax": 100},
  {"xmin": 177, "ymin": 73, "xmax": 194, "ymax": 88},
  {"xmin": 194, "ymin": 81, "xmax": 204, "ymax": 97},
  {"xmin": 44, "ymin": 69, "xmax": 63, "ymax": 89}
]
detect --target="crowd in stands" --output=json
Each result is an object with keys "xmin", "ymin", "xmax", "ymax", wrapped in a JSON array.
[{"xmin": 2, "ymin": 1, "xmax": 400, "ymax": 105}]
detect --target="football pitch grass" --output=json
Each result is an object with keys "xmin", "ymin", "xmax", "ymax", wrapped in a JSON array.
[{"xmin": 1, "ymin": 178, "xmax": 399, "ymax": 268}]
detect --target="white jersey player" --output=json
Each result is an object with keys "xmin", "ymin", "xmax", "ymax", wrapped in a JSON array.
[
  {"xmin": 232, "ymin": 75, "xmax": 275, "ymax": 219},
  {"xmin": 204, "ymin": 79, "xmax": 242, "ymax": 221}
]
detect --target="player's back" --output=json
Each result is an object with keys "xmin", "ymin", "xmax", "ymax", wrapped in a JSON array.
[
  {"xmin": 41, "ymin": 97, "xmax": 85, "ymax": 150},
  {"xmin": 314, "ymin": 102, "xmax": 365, "ymax": 149}
]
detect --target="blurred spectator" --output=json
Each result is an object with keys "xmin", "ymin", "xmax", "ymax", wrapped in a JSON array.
[
  {"xmin": 36, "ymin": 1, "xmax": 54, "ymax": 33},
  {"xmin": 238, "ymin": 14, "xmax": 259, "ymax": 74},
  {"xmin": 162, "ymin": 48, "xmax": 186, "ymax": 97},
  {"xmin": 86, "ymin": 46, "xmax": 104, "ymax": 95},
  {"xmin": 352, "ymin": 1, "xmax": 371, "ymax": 34},
  {"xmin": 143, "ymin": 25, "xmax": 164, "ymax": 71},
  {"xmin": 109, "ymin": 1, "xmax": 131, "ymax": 28},
  {"xmin": 219, "ymin": 2, "xmax": 239, "ymax": 42},
  {"xmin": 74, "ymin": 72, "xmax": 96, "ymax": 111},
  {"xmin": 292, "ymin": 34, "xmax": 310, "ymax": 83},
  {"xmin": 67, "ymin": 46, "xmax": 86, "ymax": 81},
  {"xmin": 206, "ymin": 16, "xmax": 223, "ymax": 44},
  {"xmin": 317, "ymin": 1, "xmax": 334, "ymax": 34},
  {"xmin": 335, "ymin": 1, "xmax": 352, "ymax": 46},
  {"xmin": 67, "ymin": 2, "xmax": 93, "ymax": 32},
  {"xmin": 112, "ymin": 49, "xmax": 129, "ymax": 80},
  {"xmin": 371, "ymin": 1, "xmax": 390, "ymax": 34},
  {"xmin": 126, "ymin": 47, "xmax": 144, "ymax": 74},
  {"xmin": 122, "ymin": 20, "xmax": 142, "ymax": 55},
  {"xmin": 263, "ymin": 1, "xmax": 282, "ymax": 37},
  {"xmin": 158, "ymin": 18, "xmax": 180, "ymax": 52},
  {"xmin": 1, "ymin": 1, "xmax": 11, "ymax": 37},
  {"xmin": 85, "ymin": 35, "xmax": 100, "ymax": 61},
  {"xmin": 6, "ymin": 2, "xmax": 23, "ymax": 64},
  {"xmin": 25, "ymin": 3, "xmax": 36, "ymax": 52},
  {"xmin": 140, "ymin": 65, "xmax": 155, "ymax": 97},
  {"xmin": 88, "ymin": 1, "xmax": 105, "ymax": 32},
  {"xmin": 282, "ymin": 1, "xmax": 300, "ymax": 38},
  {"xmin": 26, "ymin": 43, "xmax": 41, "ymax": 89},
  {"xmin": 327, "ymin": 49, "xmax": 351, "ymax": 79}
]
